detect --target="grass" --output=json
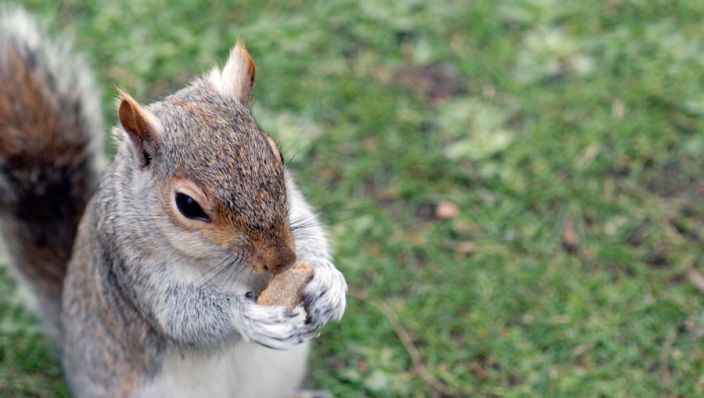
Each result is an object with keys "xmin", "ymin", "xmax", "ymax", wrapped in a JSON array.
[{"xmin": 2, "ymin": 0, "xmax": 704, "ymax": 396}]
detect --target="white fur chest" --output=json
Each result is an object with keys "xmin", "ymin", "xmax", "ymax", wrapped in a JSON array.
[{"xmin": 137, "ymin": 340, "xmax": 310, "ymax": 398}]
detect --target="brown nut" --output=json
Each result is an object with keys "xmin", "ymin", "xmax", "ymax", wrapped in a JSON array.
[{"xmin": 257, "ymin": 262, "xmax": 313, "ymax": 310}]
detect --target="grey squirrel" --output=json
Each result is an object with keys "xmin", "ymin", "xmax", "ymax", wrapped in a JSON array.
[{"xmin": 0, "ymin": 8, "xmax": 347, "ymax": 398}]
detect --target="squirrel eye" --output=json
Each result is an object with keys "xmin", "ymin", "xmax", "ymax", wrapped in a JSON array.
[{"xmin": 175, "ymin": 192, "xmax": 210, "ymax": 222}]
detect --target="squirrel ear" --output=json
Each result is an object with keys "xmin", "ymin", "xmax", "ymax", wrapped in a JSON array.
[
  {"xmin": 117, "ymin": 90, "xmax": 161, "ymax": 166},
  {"xmin": 208, "ymin": 41, "xmax": 256, "ymax": 104}
]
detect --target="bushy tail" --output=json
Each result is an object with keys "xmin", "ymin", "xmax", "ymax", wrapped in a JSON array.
[{"xmin": 0, "ymin": 8, "xmax": 103, "ymax": 339}]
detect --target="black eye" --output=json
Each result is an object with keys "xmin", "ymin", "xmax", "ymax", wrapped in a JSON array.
[{"xmin": 175, "ymin": 192, "xmax": 210, "ymax": 222}]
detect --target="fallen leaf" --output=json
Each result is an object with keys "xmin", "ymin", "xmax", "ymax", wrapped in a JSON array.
[
  {"xmin": 443, "ymin": 240, "xmax": 477, "ymax": 255},
  {"xmin": 436, "ymin": 201, "xmax": 460, "ymax": 219},
  {"xmin": 611, "ymin": 98, "xmax": 625, "ymax": 118},
  {"xmin": 688, "ymin": 268, "xmax": 704, "ymax": 294},
  {"xmin": 356, "ymin": 360, "xmax": 369, "ymax": 373},
  {"xmin": 470, "ymin": 362, "xmax": 488, "ymax": 381},
  {"xmin": 562, "ymin": 216, "xmax": 579, "ymax": 253}
]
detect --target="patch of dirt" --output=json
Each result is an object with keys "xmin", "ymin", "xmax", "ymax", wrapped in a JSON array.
[
  {"xmin": 393, "ymin": 62, "xmax": 466, "ymax": 104},
  {"xmin": 414, "ymin": 203, "xmax": 436, "ymax": 222},
  {"xmin": 640, "ymin": 159, "xmax": 704, "ymax": 266},
  {"xmin": 647, "ymin": 161, "xmax": 698, "ymax": 198}
]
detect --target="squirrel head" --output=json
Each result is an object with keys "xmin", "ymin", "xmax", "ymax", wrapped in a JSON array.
[{"xmin": 113, "ymin": 42, "xmax": 295, "ymax": 275}]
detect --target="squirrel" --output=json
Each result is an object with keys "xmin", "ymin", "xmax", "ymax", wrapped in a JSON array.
[{"xmin": 0, "ymin": 8, "xmax": 347, "ymax": 398}]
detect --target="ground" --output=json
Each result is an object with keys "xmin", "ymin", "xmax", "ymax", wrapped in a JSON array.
[{"xmin": 2, "ymin": 0, "xmax": 704, "ymax": 397}]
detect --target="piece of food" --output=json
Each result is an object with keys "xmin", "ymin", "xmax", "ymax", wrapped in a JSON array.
[{"xmin": 257, "ymin": 262, "xmax": 313, "ymax": 310}]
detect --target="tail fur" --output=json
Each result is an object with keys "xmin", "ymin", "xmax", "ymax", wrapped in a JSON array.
[{"xmin": 0, "ymin": 8, "xmax": 103, "ymax": 339}]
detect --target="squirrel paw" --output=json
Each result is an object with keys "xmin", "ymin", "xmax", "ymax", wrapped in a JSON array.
[
  {"xmin": 239, "ymin": 296, "xmax": 317, "ymax": 350},
  {"xmin": 303, "ymin": 266, "xmax": 347, "ymax": 327}
]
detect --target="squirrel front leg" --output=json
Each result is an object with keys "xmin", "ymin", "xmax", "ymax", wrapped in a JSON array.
[
  {"xmin": 117, "ymin": 269, "xmax": 316, "ymax": 349},
  {"xmin": 286, "ymin": 174, "xmax": 347, "ymax": 327}
]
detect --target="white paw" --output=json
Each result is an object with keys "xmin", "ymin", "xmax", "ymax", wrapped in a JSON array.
[
  {"xmin": 303, "ymin": 266, "xmax": 347, "ymax": 327},
  {"xmin": 238, "ymin": 297, "xmax": 317, "ymax": 350}
]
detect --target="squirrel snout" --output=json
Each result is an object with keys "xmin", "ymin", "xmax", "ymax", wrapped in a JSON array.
[{"xmin": 261, "ymin": 245, "xmax": 296, "ymax": 274}]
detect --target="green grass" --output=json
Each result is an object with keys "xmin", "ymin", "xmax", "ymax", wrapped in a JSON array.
[{"xmin": 2, "ymin": 0, "xmax": 704, "ymax": 396}]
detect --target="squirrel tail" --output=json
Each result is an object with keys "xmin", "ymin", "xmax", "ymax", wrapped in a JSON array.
[{"xmin": 0, "ymin": 8, "xmax": 103, "ymax": 338}]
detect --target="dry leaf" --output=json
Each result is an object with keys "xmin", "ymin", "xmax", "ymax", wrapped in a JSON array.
[
  {"xmin": 562, "ymin": 216, "xmax": 579, "ymax": 253},
  {"xmin": 688, "ymin": 268, "xmax": 704, "ymax": 294},
  {"xmin": 444, "ymin": 240, "xmax": 477, "ymax": 255},
  {"xmin": 611, "ymin": 98, "xmax": 625, "ymax": 118},
  {"xmin": 436, "ymin": 201, "xmax": 460, "ymax": 219}
]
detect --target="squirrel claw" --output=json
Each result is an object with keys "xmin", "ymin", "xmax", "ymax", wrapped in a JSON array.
[{"xmin": 302, "ymin": 267, "xmax": 347, "ymax": 328}]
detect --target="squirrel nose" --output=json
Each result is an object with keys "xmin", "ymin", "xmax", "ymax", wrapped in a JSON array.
[{"xmin": 263, "ymin": 245, "xmax": 296, "ymax": 274}]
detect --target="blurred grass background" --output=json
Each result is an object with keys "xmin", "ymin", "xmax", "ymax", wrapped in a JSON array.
[{"xmin": 2, "ymin": 0, "xmax": 704, "ymax": 396}]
